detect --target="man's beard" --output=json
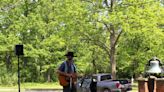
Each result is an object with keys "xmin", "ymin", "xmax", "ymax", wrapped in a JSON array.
[{"xmin": 68, "ymin": 58, "xmax": 73, "ymax": 61}]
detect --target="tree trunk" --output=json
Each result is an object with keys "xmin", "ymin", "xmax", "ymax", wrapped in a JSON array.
[
  {"xmin": 110, "ymin": 25, "xmax": 116, "ymax": 79},
  {"xmin": 92, "ymin": 59, "xmax": 97, "ymax": 74},
  {"xmin": 5, "ymin": 52, "xmax": 12, "ymax": 72},
  {"xmin": 92, "ymin": 49, "xmax": 97, "ymax": 74},
  {"xmin": 47, "ymin": 68, "xmax": 51, "ymax": 82}
]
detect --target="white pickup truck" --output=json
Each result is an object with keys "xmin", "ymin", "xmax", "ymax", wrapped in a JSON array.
[{"xmin": 77, "ymin": 73, "xmax": 123, "ymax": 92}]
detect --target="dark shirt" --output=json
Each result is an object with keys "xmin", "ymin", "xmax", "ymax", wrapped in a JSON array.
[{"xmin": 58, "ymin": 61, "xmax": 76, "ymax": 73}]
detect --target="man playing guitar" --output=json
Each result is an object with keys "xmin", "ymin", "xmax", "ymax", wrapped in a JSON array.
[{"xmin": 57, "ymin": 52, "xmax": 77, "ymax": 92}]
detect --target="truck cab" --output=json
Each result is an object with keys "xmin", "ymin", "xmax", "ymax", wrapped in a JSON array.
[{"xmin": 92, "ymin": 73, "xmax": 112, "ymax": 82}]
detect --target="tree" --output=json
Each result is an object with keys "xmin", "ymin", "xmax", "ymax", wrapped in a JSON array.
[
  {"xmin": 80, "ymin": 0, "xmax": 164, "ymax": 79},
  {"xmin": 0, "ymin": 0, "xmax": 164, "ymax": 84}
]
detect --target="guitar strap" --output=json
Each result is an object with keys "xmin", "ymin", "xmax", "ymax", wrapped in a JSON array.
[{"xmin": 70, "ymin": 76, "xmax": 72, "ymax": 89}]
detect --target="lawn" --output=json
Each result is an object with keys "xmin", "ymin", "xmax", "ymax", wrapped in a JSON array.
[
  {"xmin": 0, "ymin": 82, "xmax": 138, "ymax": 92},
  {"xmin": 131, "ymin": 82, "xmax": 138, "ymax": 92},
  {"xmin": 0, "ymin": 82, "xmax": 62, "ymax": 92}
]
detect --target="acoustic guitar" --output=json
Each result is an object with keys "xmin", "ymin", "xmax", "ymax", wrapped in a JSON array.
[{"xmin": 58, "ymin": 73, "xmax": 77, "ymax": 86}]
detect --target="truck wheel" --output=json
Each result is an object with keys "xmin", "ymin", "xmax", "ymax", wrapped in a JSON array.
[{"xmin": 103, "ymin": 88, "xmax": 111, "ymax": 92}]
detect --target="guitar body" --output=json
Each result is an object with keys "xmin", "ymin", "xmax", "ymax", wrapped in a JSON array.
[
  {"xmin": 58, "ymin": 74, "xmax": 77, "ymax": 86},
  {"xmin": 58, "ymin": 75, "xmax": 69, "ymax": 86}
]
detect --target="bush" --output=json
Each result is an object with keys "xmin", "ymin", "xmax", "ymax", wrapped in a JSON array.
[{"xmin": 0, "ymin": 67, "xmax": 17, "ymax": 86}]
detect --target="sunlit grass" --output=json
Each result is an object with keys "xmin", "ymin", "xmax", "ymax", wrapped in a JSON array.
[
  {"xmin": 21, "ymin": 82, "xmax": 62, "ymax": 89},
  {"xmin": 0, "ymin": 82, "xmax": 62, "ymax": 92},
  {"xmin": 0, "ymin": 82, "xmax": 62, "ymax": 89},
  {"xmin": 131, "ymin": 81, "xmax": 138, "ymax": 92},
  {"xmin": 0, "ymin": 81, "xmax": 138, "ymax": 92}
]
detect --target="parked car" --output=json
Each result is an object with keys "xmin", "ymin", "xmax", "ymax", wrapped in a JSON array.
[
  {"xmin": 77, "ymin": 73, "xmax": 122, "ymax": 92},
  {"xmin": 113, "ymin": 79, "xmax": 132, "ymax": 91}
]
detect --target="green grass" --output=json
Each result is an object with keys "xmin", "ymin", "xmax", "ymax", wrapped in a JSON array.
[
  {"xmin": 0, "ymin": 82, "xmax": 62, "ymax": 89},
  {"xmin": 0, "ymin": 82, "xmax": 138, "ymax": 92},
  {"xmin": 0, "ymin": 82, "xmax": 62, "ymax": 92},
  {"xmin": 21, "ymin": 82, "xmax": 62, "ymax": 89},
  {"xmin": 131, "ymin": 82, "xmax": 138, "ymax": 92}
]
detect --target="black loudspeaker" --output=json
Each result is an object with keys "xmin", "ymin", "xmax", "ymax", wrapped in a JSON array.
[{"xmin": 15, "ymin": 45, "xmax": 24, "ymax": 56}]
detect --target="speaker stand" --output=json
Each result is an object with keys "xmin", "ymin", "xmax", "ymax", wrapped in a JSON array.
[{"xmin": 17, "ymin": 55, "xmax": 20, "ymax": 92}]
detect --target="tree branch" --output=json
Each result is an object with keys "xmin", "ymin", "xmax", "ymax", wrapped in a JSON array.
[
  {"xmin": 114, "ymin": 29, "xmax": 123, "ymax": 47},
  {"xmin": 80, "ymin": 32, "xmax": 110, "ymax": 57}
]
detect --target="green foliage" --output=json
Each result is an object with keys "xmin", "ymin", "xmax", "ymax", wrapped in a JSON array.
[
  {"xmin": 117, "ymin": 30, "xmax": 164, "ymax": 78},
  {"xmin": 0, "ymin": 0, "xmax": 164, "ymax": 85},
  {"xmin": 0, "ymin": 66, "xmax": 17, "ymax": 86}
]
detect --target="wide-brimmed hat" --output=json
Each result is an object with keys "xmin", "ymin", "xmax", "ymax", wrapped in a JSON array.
[{"xmin": 64, "ymin": 52, "xmax": 76, "ymax": 57}]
